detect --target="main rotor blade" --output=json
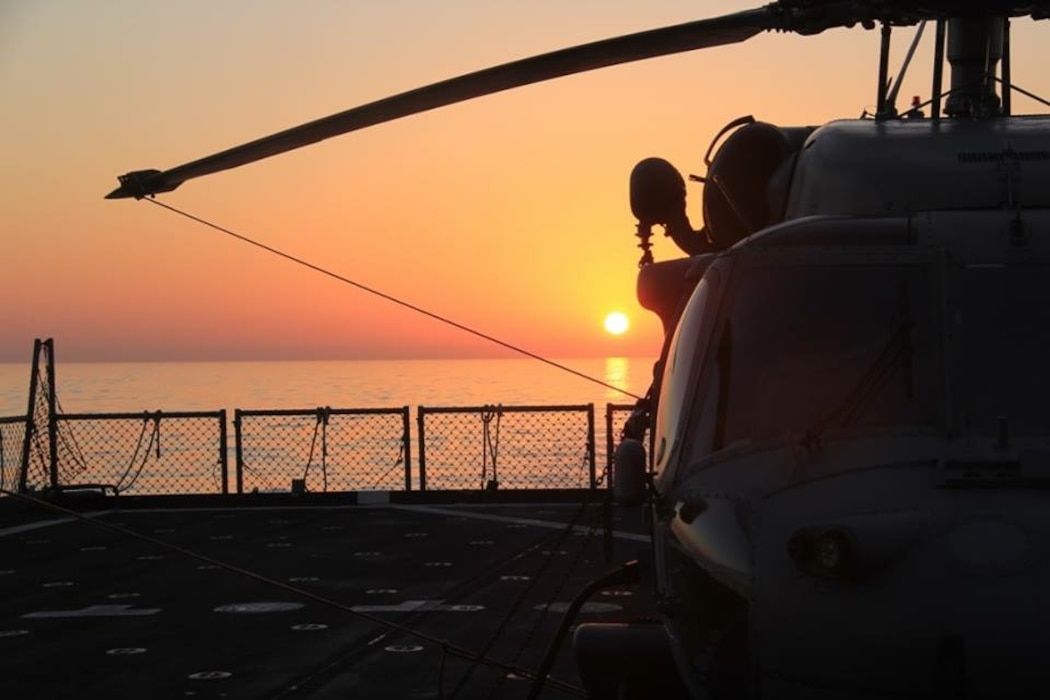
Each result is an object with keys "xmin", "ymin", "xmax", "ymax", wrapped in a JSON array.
[{"xmin": 107, "ymin": 7, "xmax": 775, "ymax": 199}]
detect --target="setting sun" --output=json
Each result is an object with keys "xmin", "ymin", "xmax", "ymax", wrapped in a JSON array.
[{"xmin": 603, "ymin": 312, "xmax": 630, "ymax": 336}]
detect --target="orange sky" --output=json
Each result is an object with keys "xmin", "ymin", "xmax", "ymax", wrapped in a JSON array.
[{"xmin": 3, "ymin": 2, "xmax": 1049, "ymax": 363}]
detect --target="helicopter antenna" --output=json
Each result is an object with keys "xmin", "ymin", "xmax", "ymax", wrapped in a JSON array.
[{"xmin": 885, "ymin": 21, "xmax": 928, "ymax": 117}]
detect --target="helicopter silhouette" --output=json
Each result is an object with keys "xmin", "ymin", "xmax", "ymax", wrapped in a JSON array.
[{"xmin": 109, "ymin": 1, "xmax": 1050, "ymax": 697}]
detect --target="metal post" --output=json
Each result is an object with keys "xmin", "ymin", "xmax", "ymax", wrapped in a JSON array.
[
  {"xmin": 876, "ymin": 23, "xmax": 892, "ymax": 118},
  {"xmin": 604, "ymin": 404, "xmax": 615, "ymax": 490},
  {"xmin": 417, "ymin": 407, "xmax": 427, "ymax": 491},
  {"xmin": 19, "ymin": 339, "xmax": 42, "ymax": 493},
  {"xmin": 401, "ymin": 406, "xmax": 412, "ymax": 491},
  {"xmin": 586, "ymin": 404, "xmax": 596, "ymax": 489},
  {"xmin": 44, "ymin": 339, "xmax": 59, "ymax": 490},
  {"xmin": 1002, "ymin": 17, "xmax": 1011, "ymax": 116},
  {"xmin": 234, "ymin": 410, "xmax": 244, "ymax": 495},
  {"xmin": 218, "ymin": 409, "xmax": 229, "ymax": 495},
  {"xmin": 932, "ymin": 20, "xmax": 946, "ymax": 119}
]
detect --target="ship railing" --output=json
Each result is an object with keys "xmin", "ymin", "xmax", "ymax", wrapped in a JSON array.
[
  {"xmin": 0, "ymin": 402, "xmax": 643, "ymax": 497},
  {"xmin": 0, "ymin": 415, "xmax": 30, "ymax": 497},
  {"xmin": 417, "ymin": 404, "xmax": 596, "ymax": 491},
  {"xmin": 234, "ymin": 407, "xmax": 411, "ymax": 495},
  {"xmin": 47, "ymin": 410, "xmax": 228, "ymax": 497}
]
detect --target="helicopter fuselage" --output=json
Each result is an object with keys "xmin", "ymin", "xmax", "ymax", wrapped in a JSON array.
[{"xmin": 641, "ymin": 116, "xmax": 1050, "ymax": 697}]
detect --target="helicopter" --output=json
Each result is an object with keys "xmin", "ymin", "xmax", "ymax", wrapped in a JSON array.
[{"xmin": 107, "ymin": 1, "xmax": 1050, "ymax": 697}]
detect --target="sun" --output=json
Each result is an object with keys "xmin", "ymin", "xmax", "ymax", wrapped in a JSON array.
[{"xmin": 603, "ymin": 311, "xmax": 630, "ymax": 336}]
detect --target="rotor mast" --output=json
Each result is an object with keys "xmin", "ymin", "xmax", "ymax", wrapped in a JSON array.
[{"xmin": 945, "ymin": 16, "xmax": 1005, "ymax": 118}]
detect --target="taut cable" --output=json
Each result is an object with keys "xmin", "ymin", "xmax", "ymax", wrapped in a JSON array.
[{"xmin": 143, "ymin": 198, "xmax": 642, "ymax": 401}]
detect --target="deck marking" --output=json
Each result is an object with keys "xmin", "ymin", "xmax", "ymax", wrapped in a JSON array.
[
  {"xmin": 367, "ymin": 632, "xmax": 389, "ymax": 646},
  {"xmin": 351, "ymin": 600, "xmax": 480, "ymax": 613},
  {"xmin": 384, "ymin": 644, "xmax": 423, "ymax": 653},
  {"xmin": 388, "ymin": 505, "xmax": 650, "ymax": 543},
  {"xmin": 534, "ymin": 602, "xmax": 622, "ymax": 614},
  {"xmin": 0, "ymin": 511, "xmax": 112, "ymax": 538},
  {"xmin": 0, "ymin": 630, "xmax": 30, "ymax": 637},
  {"xmin": 23, "ymin": 604, "xmax": 161, "ymax": 618},
  {"xmin": 188, "ymin": 671, "xmax": 231, "ymax": 680},
  {"xmin": 357, "ymin": 490, "xmax": 391, "ymax": 505},
  {"xmin": 214, "ymin": 602, "xmax": 304, "ymax": 614},
  {"xmin": 43, "ymin": 581, "xmax": 74, "ymax": 588},
  {"xmin": 107, "ymin": 593, "xmax": 141, "ymax": 599},
  {"xmin": 291, "ymin": 623, "xmax": 328, "ymax": 631},
  {"xmin": 106, "ymin": 648, "xmax": 147, "ymax": 655}
]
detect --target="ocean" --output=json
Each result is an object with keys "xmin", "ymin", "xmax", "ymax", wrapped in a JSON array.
[{"xmin": 0, "ymin": 356, "xmax": 654, "ymax": 417}]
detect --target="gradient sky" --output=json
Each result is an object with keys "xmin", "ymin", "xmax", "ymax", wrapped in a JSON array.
[{"xmin": 3, "ymin": 2, "xmax": 1049, "ymax": 363}]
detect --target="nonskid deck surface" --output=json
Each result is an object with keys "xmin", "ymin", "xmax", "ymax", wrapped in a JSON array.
[{"xmin": 0, "ymin": 499, "xmax": 653, "ymax": 699}]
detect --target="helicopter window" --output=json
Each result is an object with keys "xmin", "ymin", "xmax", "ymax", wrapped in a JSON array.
[
  {"xmin": 653, "ymin": 270, "xmax": 722, "ymax": 482},
  {"xmin": 699, "ymin": 261, "xmax": 937, "ymax": 451},
  {"xmin": 951, "ymin": 263, "xmax": 1050, "ymax": 437}
]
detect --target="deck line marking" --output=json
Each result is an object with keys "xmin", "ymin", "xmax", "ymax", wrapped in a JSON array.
[
  {"xmin": 386, "ymin": 505, "xmax": 650, "ymax": 543},
  {"xmin": 351, "ymin": 600, "xmax": 480, "ymax": 613},
  {"xmin": 23, "ymin": 604, "xmax": 161, "ymax": 618},
  {"xmin": 0, "ymin": 511, "xmax": 113, "ymax": 538}
]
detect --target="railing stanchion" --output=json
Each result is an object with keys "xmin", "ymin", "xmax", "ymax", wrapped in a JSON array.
[
  {"xmin": 417, "ymin": 407, "xmax": 428, "ymax": 491},
  {"xmin": 402, "ymin": 406, "xmax": 412, "ymax": 491},
  {"xmin": 234, "ymin": 410, "xmax": 244, "ymax": 495},
  {"xmin": 219, "ymin": 409, "xmax": 229, "ymax": 495},
  {"xmin": 587, "ymin": 403, "xmax": 596, "ymax": 489}
]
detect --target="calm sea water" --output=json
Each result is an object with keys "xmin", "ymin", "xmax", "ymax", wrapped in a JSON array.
[{"xmin": 0, "ymin": 356, "xmax": 655, "ymax": 417}]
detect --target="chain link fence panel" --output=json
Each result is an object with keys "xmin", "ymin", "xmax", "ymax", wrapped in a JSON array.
[
  {"xmin": 418, "ymin": 405, "xmax": 595, "ymax": 490},
  {"xmin": 235, "ymin": 408, "xmax": 410, "ymax": 494},
  {"xmin": 0, "ymin": 416, "xmax": 29, "ymax": 496},
  {"xmin": 52, "ymin": 411, "xmax": 228, "ymax": 495}
]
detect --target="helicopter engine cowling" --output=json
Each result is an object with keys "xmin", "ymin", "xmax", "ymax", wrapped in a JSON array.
[{"xmin": 701, "ymin": 120, "xmax": 810, "ymax": 247}]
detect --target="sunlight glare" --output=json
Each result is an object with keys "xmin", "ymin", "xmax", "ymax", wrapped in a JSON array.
[{"xmin": 603, "ymin": 312, "xmax": 630, "ymax": 335}]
